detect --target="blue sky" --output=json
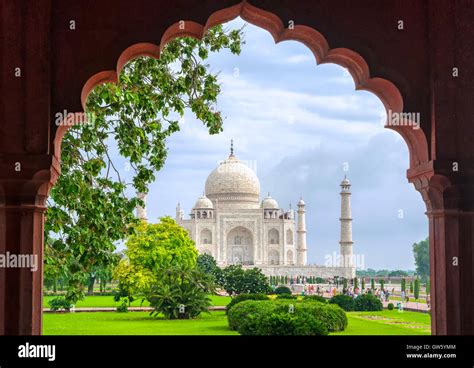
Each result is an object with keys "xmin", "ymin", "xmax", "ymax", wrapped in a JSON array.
[{"xmin": 119, "ymin": 18, "xmax": 428, "ymax": 270}]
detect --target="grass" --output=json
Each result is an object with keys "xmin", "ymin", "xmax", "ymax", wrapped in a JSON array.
[
  {"xmin": 334, "ymin": 310, "xmax": 431, "ymax": 335},
  {"xmin": 43, "ymin": 295, "xmax": 231, "ymax": 308},
  {"xmin": 43, "ymin": 308, "xmax": 430, "ymax": 335},
  {"xmin": 43, "ymin": 311, "xmax": 238, "ymax": 335}
]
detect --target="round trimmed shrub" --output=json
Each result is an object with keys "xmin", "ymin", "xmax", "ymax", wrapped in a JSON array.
[
  {"xmin": 387, "ymin": 302, "xmax": 394, "ymax": 310},
  {"xmin": 329, "ymin": 294, "xmax": 355, "ymax": 311},
  {"xmin": 276, "ymin": 293, "xmax": 297, "ymax": 300},
  {"xmin": 226, "ymin": 293, "xmax": 269, "ymax": 314},
  {"xmin": 303, "ymin": 295, "xmax": 327, "ymax": 303},
  {"xmin": 227, "ymin": 299, "xmax": 347, "ymax": 335},
  {"xmin": 274, "ymin": 286, "xmax": 292, "ymax": 295},
  {"xmin": 298, "ymin": 300, "xmax": 347, "ymax": 332},
  {"xmin": 354, "ymin": 294, "xmax": 383, "ymax": 311},
  {"xmin": 257, "ymin": 312, "xmax": 328, "ymax": 336},
  {"xmin": 227, "ymin": 300, "xmax": 276, "ymax": 333}
]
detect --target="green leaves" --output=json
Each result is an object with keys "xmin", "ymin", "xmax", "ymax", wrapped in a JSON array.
[{"xmin": 46, "ymin": 24, "xmax": 244, "ymax": 303}]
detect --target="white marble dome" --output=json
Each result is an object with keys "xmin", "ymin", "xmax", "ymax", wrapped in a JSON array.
[
  {"xmin": 194, "ymin": 195, "xmax": 213, "ymax": 209},
  {"xmin": 205, "ymin": 153, "xmax": 260, "ymax": 203},
  {"xmin": 261, "ymin": 194, "xmax": 279, "ymax": 209}
]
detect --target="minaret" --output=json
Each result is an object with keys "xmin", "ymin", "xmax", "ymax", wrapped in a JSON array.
[
  {"xmin": 296, "ymin": 197, "xmax": 307, "ymax": 265},
  {"xmin": 176, "ymin": 202, "xmax": 183, "ymax": 221},
  {"xmin": 339, "ymin": 176, "xmax": 354, "ymax": 267},
  {"xmin": 136, "ymin": 192, "xmax": 147, "ymax": 221}
]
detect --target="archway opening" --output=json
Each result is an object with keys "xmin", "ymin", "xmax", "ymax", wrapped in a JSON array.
[
  {"xmin": 227, "ymin": 226, "xmax": 254, "ymax": 265},
  {"xmin": 47, "ymin": 2, "xmax": 435, "ymax": 336}
]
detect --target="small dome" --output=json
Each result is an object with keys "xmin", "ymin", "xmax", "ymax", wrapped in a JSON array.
[
  {"xmin": 341, "ymin": 176, "xmax": 351, "ymax": 186},
  {"xmin": 298, "ymin": 197, "xmax": 305, "ymax": 206},
  {"xmin": 261, "ymin": 194, "xmax": 279, "ymax": 209},
  {"xmin": 194, "ymin": 195, "xmax": 213, "ymax": 209}
]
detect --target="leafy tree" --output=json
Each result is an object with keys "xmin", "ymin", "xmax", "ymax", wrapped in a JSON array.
[
  {"xmin": 221, "ymin": 265, "xmax": 270, "ymax": 296},
  {"xmin": 414, "ymin": 278, "xmax": 420, "ymax": 300},
  {"xmin": 426, "ymin": 280, "xmax": 430, "ymax": 295},
  {"xmin": 379, "ymin": 279, "xmax": 384, "ymax": 290},
  {"xmin": 128, "ymin": 217, "xmax": 197, "ymax": 270},
  {"xmin": 371, "ymin": 278, "xmax": 375, "ymax": 290},
  {"xmin": 44, "ymin": 24, "xmax": 244, "ymax": 303},
  {"xmin": 388, "ymin": 270, "xmax": 408, "ymax": 277},
  {"xmin": 353, "ymin": 277, "xmax": 359, "ymax": 290},
  {"xmin": 87, "ymin": 253, "xmax": 120, "ymax": 295},
  {"xmin": 114, "ymin": 217, "xmax": 198, "ymax": 295},
  {"xmin": 342, "ymin": 278, "xmax": 348, "ymax": 293},
  {"xmin": 410, "ymin": 280, "xmax": 414, "ymax": 294},
  {"xmin": 413, "ymin": 238, "xmax": 430, "ymax": 279},
  {"xmin": 196, "ymin": 253, "xmax": 222, "ymax": 284},
  {"xmin": 401, "ymin": 278, "xmax": 406, "ymax": 292},
  {"xmin": 361, "ymin": 278, "xmax": 365, "ymax": 291}
]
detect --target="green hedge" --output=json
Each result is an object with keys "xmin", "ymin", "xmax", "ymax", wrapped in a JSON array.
[
  {"xmin": 300, "ymin": 300, "xmax": 347, "ymax": 332},
  {"xmin": 227, "ymin": 299, "xmax": 347, "ymax": 335},
  {"xmin": 274, "ymin": 286, "xmax": 292, "ymax": 295},
  {"xmin": 276, "ymin": 293, "xmax": 297, "ymax": 300},
  {"xmin": 257, "ymin": 312, "xmax": 328, "ymax": 336},
  {"xmin": 303, "ymin": 295, "xmax": 327, "ymax": 303},
  {"xmin": 228, "ymin": 300, "xmax": 276, "ymax": 333},
  {"xmin": 354, "ymin": 294, "xmax": 383, "ymax": 311},
  {"xmin": 329, "ymin": 294, "xmax": 383, "ymax": 312},
  {"xmin": 329, "ymin": 295, "xmax": 355, "ymax": 311},
  {"xmin": 226, "ymin": 293, "xmax": 269, "ymax": 314}
]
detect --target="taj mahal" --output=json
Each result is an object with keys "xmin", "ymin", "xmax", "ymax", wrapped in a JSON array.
[{"xmin": 139, "ymin": 141, "xmax": 356, "ymax": 279}]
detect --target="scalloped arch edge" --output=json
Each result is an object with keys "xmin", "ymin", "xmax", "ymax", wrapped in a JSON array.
[{"xmin": 75, "ymin": 1, "xmax": 428, "ymax": 169}]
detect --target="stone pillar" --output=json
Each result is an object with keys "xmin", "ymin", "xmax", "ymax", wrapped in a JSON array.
[
  {"xmin": 296, "ymin": 198, "xmax": 307, "ymax": 265},
  {"xmin": 339, "ymin": 176, "xmax": 354, "ymax": 268},
  {"xmin": 0, "ymin": 156, "xmax": 59, "ymax": 335},
  {"xmin": 412, "ymin": 173, "xmax": 474, "ymax": 334}
]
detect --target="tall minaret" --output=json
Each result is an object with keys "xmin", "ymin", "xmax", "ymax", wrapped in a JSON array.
[
  {"xmin": 296, "ymin": 197, "xmax": 307, "ymax": 265},
  {"xmin": 339, "ymin": 176, "xmax": 353, "ymax": 267},
  {"xmin": 136, "ymin": 192, "xmax": 147, "ymax": 221},
  {"xmin": 175, "ymin": 202, "xmax": 183, "ymax": 221}
]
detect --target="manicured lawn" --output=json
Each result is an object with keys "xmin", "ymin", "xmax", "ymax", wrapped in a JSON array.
[
  {"xmin": 43, "ymin": 308, "xmax": 430, "ymax": 335},
  {"xmin": 43, "ymin": 295, "xmax": 231, "ymax": 308},
  {"xmin": 333, "ymin": 310, "xmax": 431, "ymax": 335},
  {"xmin": 43, "ymin": 311, "xmax": 237, "ymax": 335}
]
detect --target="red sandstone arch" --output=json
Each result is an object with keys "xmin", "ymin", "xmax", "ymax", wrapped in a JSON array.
[
  {"xmin": 71, "ymin": 1, "xmax": 429, "ymax": 171},
  {"xmin": 3, "ymin": 0, "xmax": 473, "ymax": 338}
]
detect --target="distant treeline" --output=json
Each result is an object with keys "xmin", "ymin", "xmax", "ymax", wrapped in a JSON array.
[{"xmin": 356, "ymin": 269, "xmax": 416, "ymax": 277}]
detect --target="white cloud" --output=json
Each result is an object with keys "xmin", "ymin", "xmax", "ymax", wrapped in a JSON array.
[
  {"xmin": 283, "ymin": 54, "xmax": 314, "ymax": 64},
  {"xmin": 139, "ymin": 18, "xmax": 426, "ymax": 270}
]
